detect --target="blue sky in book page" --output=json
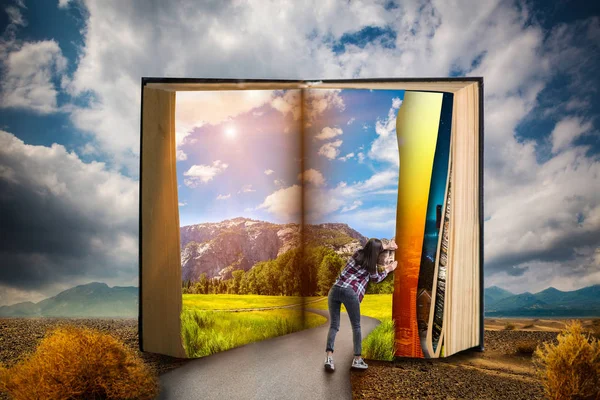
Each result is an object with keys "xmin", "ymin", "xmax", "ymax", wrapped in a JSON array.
[
  {"xmin": 175, "ymin": 89, "xmax": 403, "ymax": 240},
  {"xmin": 0, "ymin": 0, "xmax": 599, "ymax": 305}
]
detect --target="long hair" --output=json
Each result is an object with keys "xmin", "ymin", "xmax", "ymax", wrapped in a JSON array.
[{"xmin": 353, "ymin": 238, "xmax": 383, "ymax": 275}]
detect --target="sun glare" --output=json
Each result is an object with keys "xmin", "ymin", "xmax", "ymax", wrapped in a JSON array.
[{"xmin": 225, "ymin": 126, "xmax": 237, "ymax": 139}]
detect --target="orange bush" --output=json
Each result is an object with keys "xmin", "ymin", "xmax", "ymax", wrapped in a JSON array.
[
  {"xmin": 534, "ymin": 320, "xmax": 600, "ymax": 400},
  {"xmin": 0, "ymin": 326, "xmax": 158, "ymax": 400}
]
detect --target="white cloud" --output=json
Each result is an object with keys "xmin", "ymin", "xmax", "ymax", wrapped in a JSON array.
[
  {"xmin": 341, "ymin": 200, "xmax": 362, "ymax": 213},
  {"xmin": 238, "ymin": 184, "xmax": 256, "ymax": 193},
  {"xmin": 183, "ymin": 160, "xmax": 228, "ymax": 187},
  {"xmin": 0, "ymin": 130, "xmax": 138, "ymax": 304},
  {"xmin": 357, "ymin": 152, "xmax": 365, "ymax": 163},
  {"xmin": 1, "ymin": 40, "xmax": 67, "ymax": 114},
  {"xmin": 368, "ymin": 97, "xmax": 401, "ymax": 167},
  {"xmin": 0, "ymin": 0, "xmax": 596, "ymax": 295},
  {"xmin": 216, "ymin": 193, "xmax": 231, "ymax": 200},
  {"xmin": 271, "ymin": 90, "xmax": 301, "ymax": 120},
  {"xmin": 347, "ymin": 117, "xmax": 355, "ymax": 125},
  {"xmin": 315, "ymin": 126, "xmax": 343, "ymax": 140},
  {"xmin": 258, "ymin": 184, "xmax": 301, "ymax": 222},
  {"xmin": 274, "ymin": 179, "xmax": 285, "ymax": 187},
  {"xmin": 318, "ymin": 139, "xmax": 343, "ymax": 160},
  {"xmin": 178, "ymin": 202, "xmax": 187, "ymax": 206},
  {"xmin": 5, "ymin": 6, "xmax": 26, "ymax": 27},
  {"xmin": 338, "ymin": 152, "xmax": 355, "ymax": 162},
  {"xmin": 270, "ymin": 89, "xmax": 345, "ymax": 127},
  {"xmin": 264, "ymin": 169, "xmax": 274, "ymax": 175},
  {"xmin": 298, "ymin": 168, "xmax": 325, "ymax": 187},
  {"xmin": 550, "ymin": 116, "xmax": 593, "ymax": 154}
]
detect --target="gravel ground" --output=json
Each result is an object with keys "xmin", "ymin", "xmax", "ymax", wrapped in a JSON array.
[
  {"xmin": 0, "ymin": 318, "xmax": 190, "ymax": 375},
  {"xmin": 351, "ymin": 330, "xmax": 560, "ymax": 400},
  {"xmin": 0, "ymin": 319, "xmax": 561, "ymax": 400}
]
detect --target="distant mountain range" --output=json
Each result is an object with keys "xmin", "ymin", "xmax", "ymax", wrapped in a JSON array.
[
  {"xmin": 1, "ymin": 216, "xmax": 598, "ymax": 318},
  {"xmin": 2, "ymin": 281, "xmax": 599, "ymax": 318},
  {"xmin": 0, "ymin": 282, "xmax": 137, "ymax": 317},
  {"xmin": 484, "ymin": 284, "xmax": 600, "ymax": 317}
]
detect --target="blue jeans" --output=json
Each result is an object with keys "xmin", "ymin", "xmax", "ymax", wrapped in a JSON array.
[{"xmin": 325, "ymin": 285, "xmax": 362, "ymax": 356}]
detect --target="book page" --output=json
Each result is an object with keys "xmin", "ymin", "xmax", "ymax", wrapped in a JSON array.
[
  {"xmin": 301, "ymin": 87, "xmax": 403, "ymax": 310},
  {"xmin": 174, "ymin": 89, "xmax": 318, "ymax": 358}
]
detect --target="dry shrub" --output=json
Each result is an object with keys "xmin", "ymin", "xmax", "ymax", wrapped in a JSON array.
[
  {"xmin": 515, "ymin": 339, "xmax": 538, "ymax": 355},
  {"xmin": 586, "ymin": 319, "xmax": 600, "ymax": 340},
  {"xmin": 504, "ymin": 322, "xmax": 516, "ymax": 330},
  {"xmin": 0, "ymin": 326, "xmax": 158, "ymax": 400},
  {"xmin": 534, "ymin": 320, "xmax": 600, "ymax": 400},
  {"xmin": 522, "ymin": 324, "xmax": 535, "ymax": 329}
]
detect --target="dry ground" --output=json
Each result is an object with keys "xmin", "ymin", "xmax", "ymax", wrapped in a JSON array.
[
  {"xmin": 0, "ymin": 317, "xmax": 596, "ymax": 400},
  {"xmin": 351, "ymin": 318, "xmax": 600, "ymax": 400}
]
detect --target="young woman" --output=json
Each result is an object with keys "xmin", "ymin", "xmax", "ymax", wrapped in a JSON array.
[{"xmin": 324, "ymin": 238, "xmax": 398, "ymax": 371}]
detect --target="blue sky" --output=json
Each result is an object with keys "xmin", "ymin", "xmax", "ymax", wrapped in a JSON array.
[
  {"xmin": 0, "ymin": 0, "xmax": 599, "ymax": 304},
  {"xmin": 176, "ymin": 88, "xmax": 404, "ymax": 240}
]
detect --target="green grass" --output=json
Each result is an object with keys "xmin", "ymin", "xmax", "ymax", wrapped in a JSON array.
[
  {"xmin": 362, "ymin": 319, "xmax": 396, "ymax": 361},
  {"xmin": 311, "ymin": 294, "xmax": 394, "ymax": 361},
  {"xmin": 183, "ymin": 294, "xmax": 321, "ymax": 311},
  {"xmin": 181, "ymin": 309, "xmax": 326, "ymax": 358}
]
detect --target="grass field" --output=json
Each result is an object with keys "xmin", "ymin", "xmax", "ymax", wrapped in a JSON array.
[
  {"xmin": 181, "ymin": 308, "xmax": 326, "ymax": 358},
  {"xmin": 311, "ymin": 294, "xmax": 394, "ymax": 360},
  {"xmin": 183, "ymin": 294, "xmax": 322, "ymax": 311}
]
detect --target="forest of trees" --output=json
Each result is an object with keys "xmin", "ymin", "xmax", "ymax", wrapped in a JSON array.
[{"xmin": 182, "ymin": 245, "xmax": 394, "ymax": 296}]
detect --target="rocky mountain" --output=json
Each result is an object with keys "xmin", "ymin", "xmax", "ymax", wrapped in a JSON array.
[
  {"xmin": 485, "ymin": 284, "xmax": 600, "ymax": 317},
  {"xmin": 0, "ymin": 282, "xmax": 138, "ymax": 317},
  {"xmin": 180, "ymin": 217, "xmax": 369, "ymax": 281}
]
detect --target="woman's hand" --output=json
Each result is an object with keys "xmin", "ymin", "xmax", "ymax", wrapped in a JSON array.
[{"xmin": 385, "ymin": 261, "xmax": 398, "ymax": 273}]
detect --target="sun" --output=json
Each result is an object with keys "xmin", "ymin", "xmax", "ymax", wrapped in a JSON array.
[{"xmin": 224, "ymin": 126, "xmax": 237, "ymax": 139}]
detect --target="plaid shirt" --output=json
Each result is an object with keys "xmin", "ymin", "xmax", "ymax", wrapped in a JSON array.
[{"xmin": 333, "ymin": 250, "xmax": 388, "ymax": 302}]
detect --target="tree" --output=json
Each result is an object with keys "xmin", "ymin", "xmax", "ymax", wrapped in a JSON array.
[{"xmin": 231, "ymin": 270, "xmax": 245, "ymax": 294}]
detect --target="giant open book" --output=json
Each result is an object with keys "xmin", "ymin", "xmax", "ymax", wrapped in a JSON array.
[{"xmin": 139, "ymin": 78, "xmax": 483, "ymax": 359}]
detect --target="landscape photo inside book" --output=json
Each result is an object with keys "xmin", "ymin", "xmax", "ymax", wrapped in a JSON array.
[{"xmin": 174, "ymin": 87, "xmax": 460, "ymax": 359}]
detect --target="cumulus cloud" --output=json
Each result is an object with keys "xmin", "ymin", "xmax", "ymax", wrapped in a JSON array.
[
  {"xmin": 264, "ymin": 169, "xmax": 274, "ymax": 175},
  {"xmin": 1, "ymin": 40, "xmax": 67, "ymax": 114},
  {"xmin": 270, "ymin": 89, "xmax": 345, "ymax": 127},
  {"xmin": 183, "ymin": 160, "xmax": 228, "ymax": 187},
  {"xmin": 368, "ymin": 97, "xmax": 401, "ymax": 166},
  {"xmin": 315, "ymin": 126, "xmax": 343, "ymax": 140},
  {"xmin": 0, "ymin": 0, "xmax": 598, "ymax": 298},
  {"xmin": 216, "ymin": 193, "xmax": 231, "ymax": 200},
  {"xmin": 298, "ymin": 168, "xmax": 325, "ymax": 187},
  {"xmin": 0, "ymin": 130, "xmax": 138, "ymax": 305},
  {"xmin": 318, "ymin": 139, "xmax": 343, "ymax": 160},
  {"xmin": 550, "ymin": 116, "xmax": 593, "ymax": 154},
  {"xmin": 258, "ymin": 185, "xmax": 301, "ymax": 222}
]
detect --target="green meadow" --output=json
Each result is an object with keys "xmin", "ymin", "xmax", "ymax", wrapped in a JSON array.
[
  {"xmin": 311, "ymin": 294, "xmax": 395, "ymax": 360},
  {"xmin": 182, "ymin": 294, "xmax": 319, "ymax": 311},
  {"xmin": 180, "ymin": 294, "xmax": 327, "ymax": 358}
]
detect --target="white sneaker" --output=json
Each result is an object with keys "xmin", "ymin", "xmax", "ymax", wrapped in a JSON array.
[
  {"xmin": 351, "ymin": 357, "xmax": 368, "ymax": 370},
  {"xmin": 324, "ymin": 355, "xmax": 335, "ymax": 372}
]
